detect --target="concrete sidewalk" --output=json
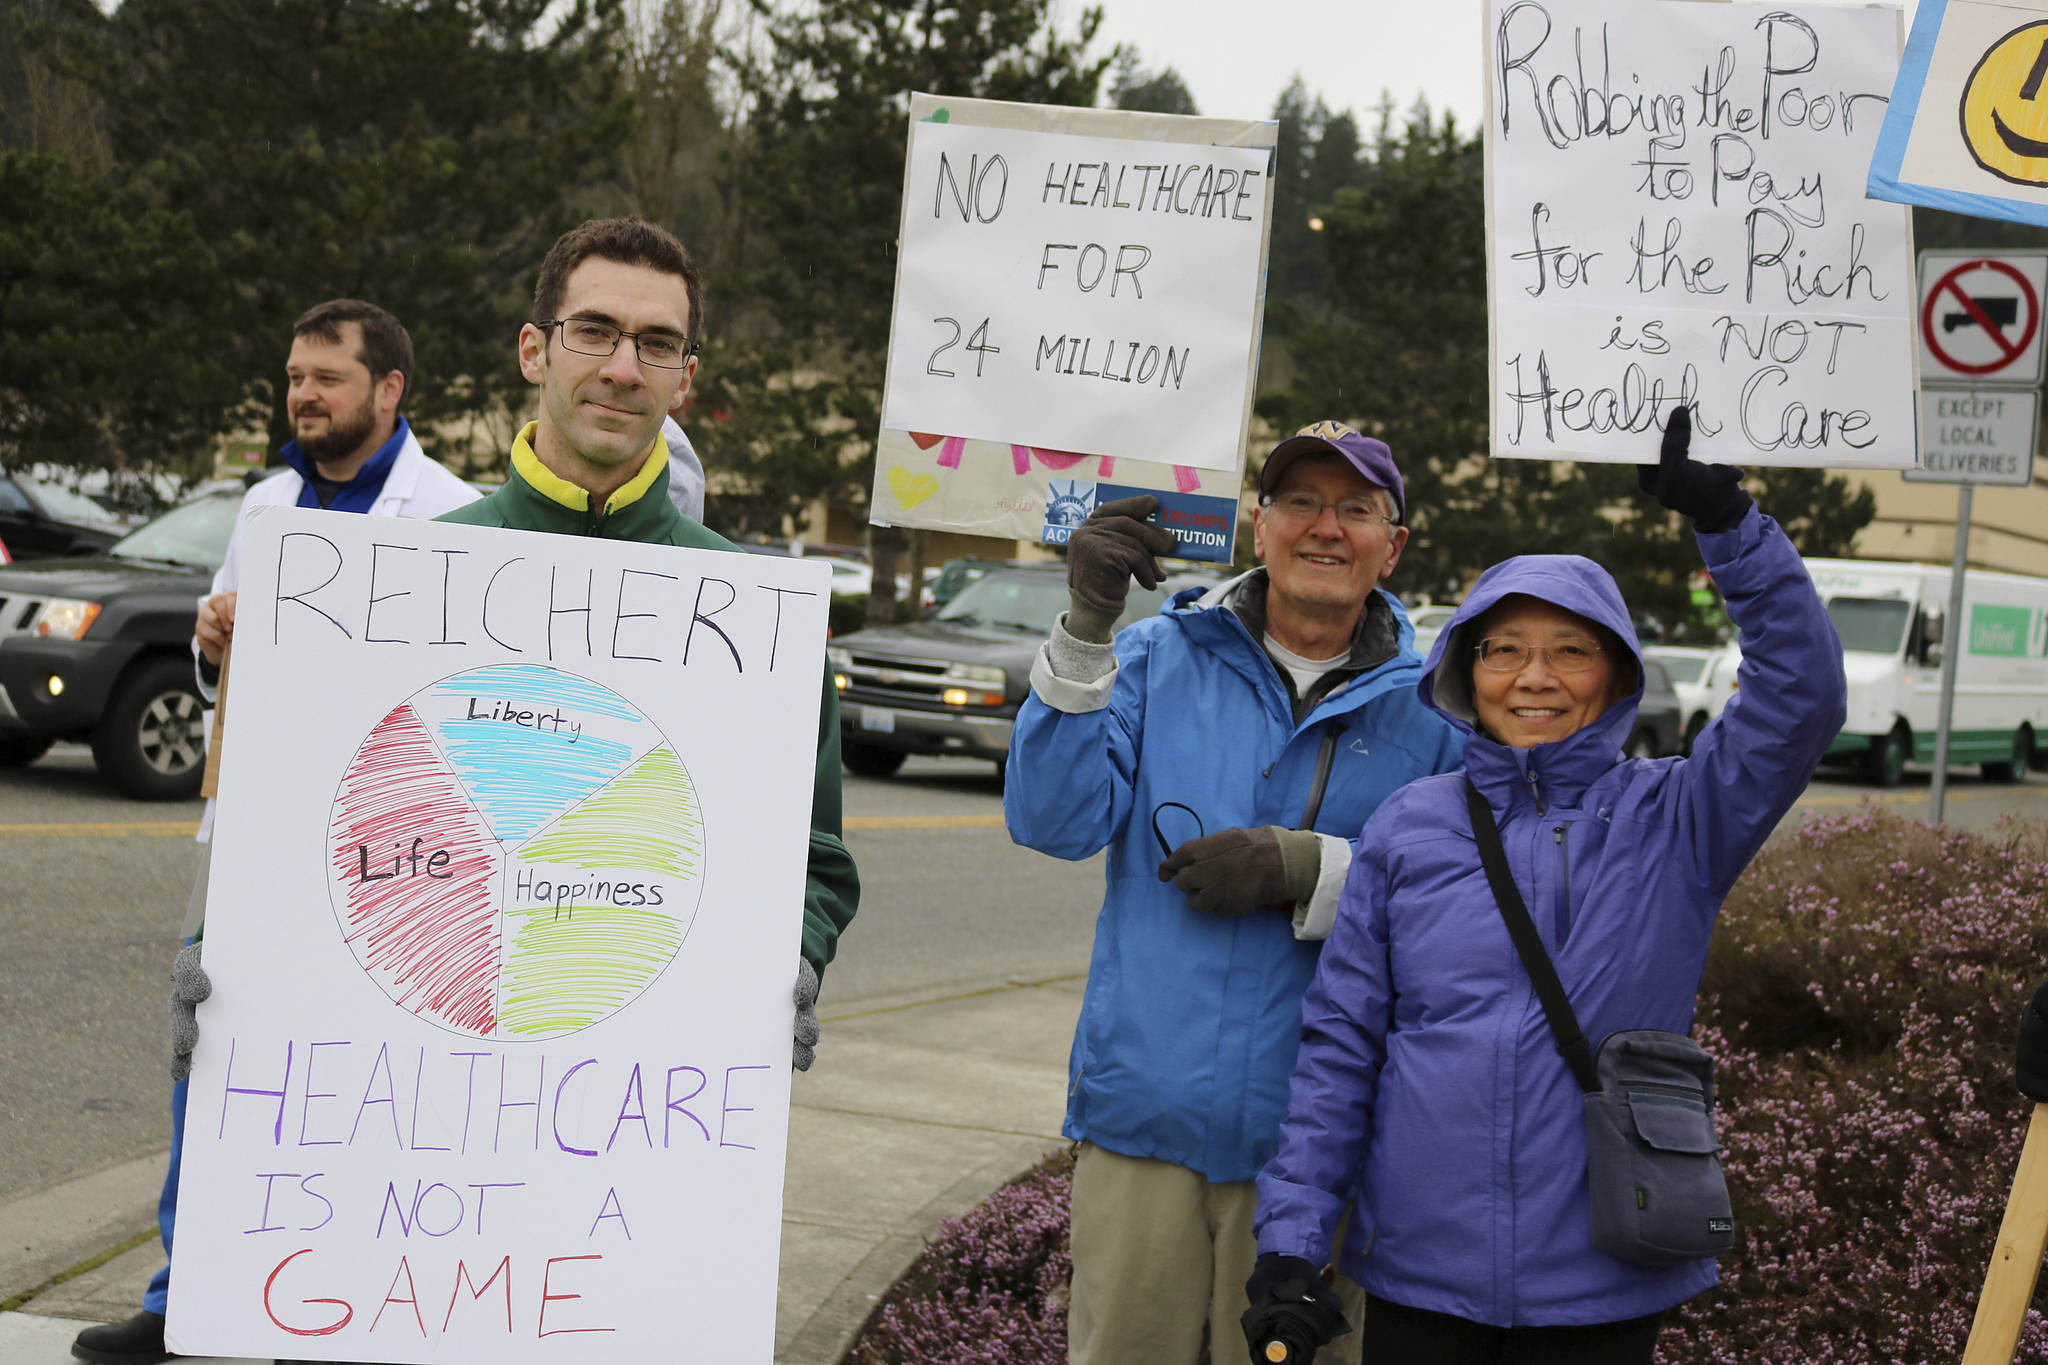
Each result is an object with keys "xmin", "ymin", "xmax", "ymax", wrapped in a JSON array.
[{"xmin": 0, "ymin": 974, "xmax": 1082, "ymax": 1365}]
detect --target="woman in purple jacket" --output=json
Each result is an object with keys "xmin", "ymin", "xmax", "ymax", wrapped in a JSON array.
[{"xmin": 1242, "ymin": 411, "xmax": 1847, "ymax": 1363}]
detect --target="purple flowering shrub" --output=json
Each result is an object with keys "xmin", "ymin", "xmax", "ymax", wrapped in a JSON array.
[
  {"xmin": 848, "ymin": 1149, "xmax": 1072, "ymax": 1364},
  {"xmin": 849, "ymin": 813, "xmax": 2048, "ymax": 1365},
  {"xmin": 1661, "ymin": 811, "xmax": 2048, "ymax": 1364}
]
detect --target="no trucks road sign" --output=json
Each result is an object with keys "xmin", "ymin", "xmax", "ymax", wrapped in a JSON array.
[{"xmin": 1919, "ymin": 249, "xmax": 2048, "ymax": 384}]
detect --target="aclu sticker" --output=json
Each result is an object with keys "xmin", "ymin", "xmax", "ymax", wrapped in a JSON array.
[
  {"xmin": 1099, "ymin": 482, "xmax": 1239, "ymax": 564},
  {"xmin": 1041, "ymin": 480, "xmax": 1099, "ymax": 545}
]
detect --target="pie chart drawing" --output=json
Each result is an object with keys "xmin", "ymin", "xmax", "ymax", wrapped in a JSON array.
[{"xmin": 327, "ymin": 663, "xmax": 705, "ymax": 1040}]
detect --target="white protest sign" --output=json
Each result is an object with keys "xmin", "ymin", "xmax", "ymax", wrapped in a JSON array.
[
  {"xmin": 872, "ymin": 95, "xmax": 1275, "ymax": 565},
  {"xmin": 1486, "ymin": 0, "xmax": 1919, "ymax": 468},
  {"xmin": 1868, "ymin": 0, "xmax": 2048, "ymax": 229},
  {"xmin": 168, "ymin": 505, "xmax": 829, "ymax": 1364}
]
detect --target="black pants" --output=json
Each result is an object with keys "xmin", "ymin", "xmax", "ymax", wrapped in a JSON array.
[{"xmin": 1357, "ymin": 1294, "xmax": 1664, "ymax": 1365}]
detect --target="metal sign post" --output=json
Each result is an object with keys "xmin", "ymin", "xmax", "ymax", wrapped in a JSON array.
[
  {"xmin": 1929, "ymin": 484, "xmax": 1973, "ymax": 826},
  {"xmin": 1914, "ymin": 248, "xmax": 2044, "ymax": 823}
]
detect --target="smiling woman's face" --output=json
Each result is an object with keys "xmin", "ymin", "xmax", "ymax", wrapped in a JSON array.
[{"xmin": 1469, "ymin": 596, "xmax": 1628, "ymax": 749}]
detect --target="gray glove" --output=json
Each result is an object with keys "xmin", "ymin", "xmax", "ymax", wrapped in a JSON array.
[
  {"xmin": 170, "ymin": 942, "xmax": 211, "ymax": 1082},
  {"xmin": 1158, "ymin": 826, "xmax": 1322, "ymax": 916},
  {"xmin": 1065, "ymin": 495, "xmax": 1176, "ymax": 641},
  {"xmin": 794, "ymin": 958, "xmax": 821, "ymax": 1072}
]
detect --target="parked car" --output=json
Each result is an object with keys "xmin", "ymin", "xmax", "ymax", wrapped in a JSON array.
[
  {"xmin": 1647, "ymin": 644, "xmax": 1724, "ymax": 754},
  {"xmin": 827, "ymin": 564, "xmax": 1196, "ymax": 777},
  {"xmin": 925, "ymin": 557, "xmax": 1012, "ymax": 613},
  {"xmin": 0, "ymin": 471, "xmax": 127, "ymax": 559},
  {"xmin": 1628, "ymin": 654, "xmax": 1686, "ymax": 758},
  {"xmin": 0, "ymin": 483, "xmax": 244, "ymax": 796},
  {"xmin": 1407, "ymin": 602, "xmax": 1458, "ymax": 660}
]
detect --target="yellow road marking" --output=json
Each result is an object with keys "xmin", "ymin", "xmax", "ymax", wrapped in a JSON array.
[
  {"xmin": 843, "ymin": 813, "xmax": 1006, "ymax": 830},
  {"xmin": 0, "ymin": 819, "xmax": 200, "ymax": 838},
  {"xmin": 0, "ymin": 813, "xmax": 1009, "ymax": 839}
]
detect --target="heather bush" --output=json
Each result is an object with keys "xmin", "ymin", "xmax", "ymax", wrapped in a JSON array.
[
  {"xmin": 848, "ymin": 1149, "xmax": 1072, "ymax": 1365},
  {"xmin": 1664, "ymin": 812, "xmax": 2048, "ymax": 1364},
  {"xmin": 849, "ymin": 813, "xmax": 2048, "ymax": 1365}
]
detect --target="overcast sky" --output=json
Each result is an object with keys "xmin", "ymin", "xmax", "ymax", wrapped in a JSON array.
[{"xmin": 1067, "ymin": 0, "xmax": 1923, "ymax": 131}]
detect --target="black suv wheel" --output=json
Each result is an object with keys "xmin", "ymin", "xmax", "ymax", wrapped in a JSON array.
[
  {"xmin": 843, "ymin": 741, "xmax": 907, "ymax": 778},
  {"xmin": 0, "ymin": 731, "xmax": 54, "ymax": 766},
  {"xmin": 93, "ymin": 656, "xmax": 207, "ymax": 799}
]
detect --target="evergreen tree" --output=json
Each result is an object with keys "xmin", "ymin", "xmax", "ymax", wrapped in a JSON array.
[{"xmin": 44, "ymin": 0, "xmax": 634, "ymax": 470}]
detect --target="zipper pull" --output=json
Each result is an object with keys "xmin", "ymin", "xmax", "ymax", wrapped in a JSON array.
[
  {"xmin": 1554, "ymin": 825, "xmax": 1565, "ymax": 844},
  {"xmin": 1526, "ymin": 768, "xmax": 1544, "ymax": 815}
]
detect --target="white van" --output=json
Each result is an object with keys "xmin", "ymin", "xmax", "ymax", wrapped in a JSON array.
[{"xmin": 1801, "ymin": 559, "xmax": 2048, "ymax": 785}]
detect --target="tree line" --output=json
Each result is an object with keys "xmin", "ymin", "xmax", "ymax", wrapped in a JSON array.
[{"xmin": 4, "ymin": 0, "xmax": 1968, "ymax": 637}]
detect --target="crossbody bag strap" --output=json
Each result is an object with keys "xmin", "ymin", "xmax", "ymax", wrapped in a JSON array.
[{"xmin": 1464, "ymin": 777, "xmax": 1600, "ymax": 1094}]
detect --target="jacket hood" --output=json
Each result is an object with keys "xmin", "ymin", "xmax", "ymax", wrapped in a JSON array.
[{"xmin": 1420, "ymin": 554, "xmax": 1644, "ymax": 746}]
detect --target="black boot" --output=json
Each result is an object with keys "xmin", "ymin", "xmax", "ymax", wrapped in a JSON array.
[{"xmin": 71, "ymin": 1310, "xmax": 175, "ymax": 1364}]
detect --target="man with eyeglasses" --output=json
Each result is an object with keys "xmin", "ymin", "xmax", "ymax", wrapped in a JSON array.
[
  {"xmin": 1005, "ymin": 420, "xmax": 1465, "ymax": 1365},
  {"xmin": 436, "ymin": 216, "xmax": 858, "ymax": 1074},
  {"xmin": 73, "ymin": 299, "xmax": 480, "ymax": 1365}
]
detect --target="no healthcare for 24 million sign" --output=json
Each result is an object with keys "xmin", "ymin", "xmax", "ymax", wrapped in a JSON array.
[
  {"xmin": 873, "ymin": 94, "xmax": 1276, "ymax": 564},
  {"xmin": 1486, "ymin": 0, "xmax": 1918, "ymax": 469}
]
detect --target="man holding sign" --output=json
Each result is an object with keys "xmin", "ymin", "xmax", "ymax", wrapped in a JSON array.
[
  {"xmin": 437, "ymin": 216, "xmax": 861, "ymax": 1041},
  {"xmin": 1004, "ymin": 423, "xmax": 1463, "ymax": 1365}
]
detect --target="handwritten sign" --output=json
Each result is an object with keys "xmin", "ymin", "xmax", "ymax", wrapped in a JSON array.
[
  {"xmin": 873, "ymin": 94, "xmax": 1276, "ymax": 564},
  {"xmin": 1869, "ymin": 0, "xmax": 2048, "ymax": 229},
  {"xmin": 1486, "ymin": 0, "xmax": 1918, "ymax": 469},
  {"xmin": 167, "ymin": 506, "xmax": 829, "ymax": 1364}
]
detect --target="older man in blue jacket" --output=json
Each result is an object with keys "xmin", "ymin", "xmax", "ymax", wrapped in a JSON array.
[{"xmin": 1004, "ymin": 423, "xmax": 1465, "ymax": 1365}]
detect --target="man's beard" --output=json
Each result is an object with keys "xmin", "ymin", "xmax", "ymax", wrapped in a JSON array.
[{"xmin": 295, "ymin": 400, "xmax": 378, "ymax": 468}]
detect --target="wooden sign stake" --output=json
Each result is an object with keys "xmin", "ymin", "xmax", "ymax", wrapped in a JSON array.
[{"xmin": 1963, "ymin": 1104, "xmax": 2048, "ymax": 1364}]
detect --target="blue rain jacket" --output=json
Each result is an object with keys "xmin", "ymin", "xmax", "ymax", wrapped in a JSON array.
[
  {"xmin": 1255, "ymin": 507, "xmax": 1846, "ymax": 1326},
  {"xmin": 1005, "ymin": 577, "xmax": 1464, "ymax": 1183}
]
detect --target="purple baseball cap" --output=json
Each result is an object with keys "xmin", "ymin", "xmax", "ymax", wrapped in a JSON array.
[{"xmin": 1258, "ymin": 420, "xmax": 1405, "ymax": 523}]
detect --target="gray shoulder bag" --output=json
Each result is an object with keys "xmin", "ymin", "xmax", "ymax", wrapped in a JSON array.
[{"xmin": 1464, "ymin": 779, "xmax": 1736, "ymax": 1268}]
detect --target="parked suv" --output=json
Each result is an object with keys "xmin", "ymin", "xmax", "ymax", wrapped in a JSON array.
[
  {"xmin": 828, "ymin": 564, "xmax": 1202, "ymax": 777},
  {"xmin": 0, "ymin": 471, "xmax": 126, "ymax": 559},
  {"xmin": 0, "ymin": 484, "xmax": 242, "ymax": 797}
]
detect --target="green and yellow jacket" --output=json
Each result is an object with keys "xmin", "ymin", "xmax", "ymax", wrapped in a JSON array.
[{"xmin": 440, "ymin": 424, "xmax": 859, "ymax": 975}]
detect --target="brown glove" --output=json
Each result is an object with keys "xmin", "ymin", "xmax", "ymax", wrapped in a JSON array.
[
  {"xmin": 1158, "ymin": 826, "xmax": 1322, "ymax": 916},
  {"xmin": 1066, "ymin": 495, "xmax": 1177, "ymax": 638}
]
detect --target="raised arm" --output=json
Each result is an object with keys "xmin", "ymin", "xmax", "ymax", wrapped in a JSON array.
[
  {"xmin": 1644, "ymin": 409, "xmax": 1848, "ymax": 896},
  {"xmin": 1003, "ymin": 495, "xmax": 1174, "ymax": 861}
]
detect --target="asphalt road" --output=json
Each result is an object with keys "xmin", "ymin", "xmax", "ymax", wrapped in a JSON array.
[{"xmin": 3, "ymin": 742, "xmax": 2045, "ymax": 1214}]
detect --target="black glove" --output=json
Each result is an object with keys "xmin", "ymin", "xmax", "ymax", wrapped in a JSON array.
[
  {"xmin": 1637, "ymin": 405, "xmax": 1752, "ymax": 534},
  {"xmin": 1158, "ymin": 826, "xmax": 1321, "ymax": 917},
  {"xmin": 1242, "ymin": 1252, "xmax": 1351, "ymax": 1365},
  {"xmin": 1067, "ymin": 495, "xmax": 1177, "ymax": 616},
  {"xmin": 794, "ymin": 958, "xmax": 821, "ymax": 1072},
  {"xmin": 2018, "ymin": 978, "xmax": 2048, "ymax": 1102},
  {"xmin": 170, "ymin": 942, "xmax": 211, "ymax": 1082}
]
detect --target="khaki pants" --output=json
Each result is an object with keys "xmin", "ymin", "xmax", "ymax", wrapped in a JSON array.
[{"xmin": 1067, "ymin": 1142, "xmax": 1364, "ymax": 1365}]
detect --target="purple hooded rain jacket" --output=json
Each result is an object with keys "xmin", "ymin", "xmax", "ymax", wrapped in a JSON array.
[{"xmin": 1253, "ymin": 504, "xmax": 1845, "ymax": 1327}]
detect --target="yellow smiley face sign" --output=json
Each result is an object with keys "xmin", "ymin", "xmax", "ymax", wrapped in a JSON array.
[{"xmin": 1963, "ymin": 21, "xmax": 2048, "ymax": 186}]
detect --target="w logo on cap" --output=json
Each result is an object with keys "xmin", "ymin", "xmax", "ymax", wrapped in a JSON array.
[{"xmin": 1300, "ymin": 419, "xmax": 1361, "ymax": 442}]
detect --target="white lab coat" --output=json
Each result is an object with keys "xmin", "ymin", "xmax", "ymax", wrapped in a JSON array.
[{"xmin": 192, "ymin": 427, "xmax": 478, "ymax": 842}]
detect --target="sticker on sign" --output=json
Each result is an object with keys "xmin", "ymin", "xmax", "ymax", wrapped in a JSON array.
[{"xmin": 1918, "ymin": 249, "xmax": 2048, "ymax": 384}]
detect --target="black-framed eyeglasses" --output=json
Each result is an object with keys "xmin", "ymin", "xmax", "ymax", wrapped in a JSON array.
[{"xmin": 541, "ymin": 317, "xmax": 698, "ymax": 369}]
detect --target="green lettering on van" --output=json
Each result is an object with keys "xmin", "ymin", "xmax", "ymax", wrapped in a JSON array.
[{"xmin": 1969, "ymin": 604, "xmax": 2031, "ymax": 657}]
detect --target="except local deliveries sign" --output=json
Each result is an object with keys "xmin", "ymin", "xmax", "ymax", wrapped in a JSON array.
[
  {"xmin": 1486, "ymin": 0, "xmax": 1918, "ymax": 469},
  {"xmin": 1906, "ymin": 386, "xmax": 2041, "ymax": 484},
  {"xmin": 1868, "ymin": 0, "xmax": 2048, "ymax": 229},
  {"xmin": 1917, "ymin": 249, "xmax": 2048, "ymax": 382},
  {"xmin": 871, "ymin": 95, "xmax": 1276, "ymax": 565},
  {"xmin": 169, "ymin": 507, "xmax": 828, "ymax": 1364}
]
